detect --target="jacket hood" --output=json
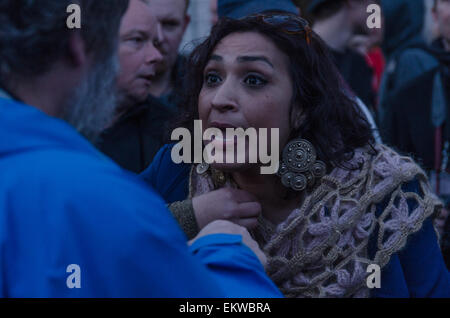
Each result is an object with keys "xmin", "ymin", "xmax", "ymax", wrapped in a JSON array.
[
  {"xmin": 381, "ymin": 0, "xmax": 426, "ymax": 58},
  {"xmin": 0, "ymin": 96, "xmax": 96, "ymax": 158}
]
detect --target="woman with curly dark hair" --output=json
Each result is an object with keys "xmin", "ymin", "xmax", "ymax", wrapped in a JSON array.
[{"xmin": 142, "ymin": 12, "xmax": 450, "ymax": 297}]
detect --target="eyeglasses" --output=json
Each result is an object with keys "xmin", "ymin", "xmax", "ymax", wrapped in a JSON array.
[{"xmin": 245, "ymin": 13, "xmax": 312, "ymax": 45}]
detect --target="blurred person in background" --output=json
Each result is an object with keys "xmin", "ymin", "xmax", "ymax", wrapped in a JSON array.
[
  {"xmin": 382, "ymin": 0, "xmax": 450, "ymax": 268},
  {"xmin": 96, "ymin": 0, "xmax": 177, "ymax": 173},
  {"xmin": 147, "ymin": 0, "xmax": 191, "ymax": 110},
  {"xmin": 348, "ymin": 15, "xmax": 385, "ymax": 104},
  {"xmin": 211, "ymin": 0, "xmax": 219, "ymax": 25},
  {"xmin": 377, "ymin": 0, "xmax": 439, "ymax": 140},
  {"xmin": 309, "ymin": 0, "xmax": 377, "ymax": 113}
]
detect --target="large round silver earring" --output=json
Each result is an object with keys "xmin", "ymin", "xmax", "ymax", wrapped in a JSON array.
[{"xmin": 277, "ymin": 138, "xmax": 326, "ymax": 191}]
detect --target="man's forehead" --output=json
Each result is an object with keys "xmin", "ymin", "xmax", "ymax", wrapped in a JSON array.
[
  {"xmin": 120, "ymin": 0, "xmax": 157, "ymax": 33},
  {"xmin": 148, "ymin": 0, "xmax": 187, "ymax": 18}
]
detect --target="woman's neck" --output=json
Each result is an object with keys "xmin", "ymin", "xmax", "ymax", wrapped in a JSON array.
[{"xmin": 231, "ymin": 168, "xmax": 304, "ymax": 225}]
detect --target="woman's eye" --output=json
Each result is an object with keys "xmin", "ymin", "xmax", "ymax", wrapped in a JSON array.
[
  {"xmin": 205, "ymin": 73, "xmax": 222, "ymax": 86},
  {"xmin": 244, "ymin": 75, "xmax": 267, "ymax": 87}
]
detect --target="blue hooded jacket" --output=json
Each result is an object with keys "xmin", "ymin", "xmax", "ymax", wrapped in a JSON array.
[
  {"xmin": 0, "ymin": 95, "xmax": 282, "ymax": 298},
  {"xmin": 381, "ymin": 0, "xmax": 426, "ymax": 59}
]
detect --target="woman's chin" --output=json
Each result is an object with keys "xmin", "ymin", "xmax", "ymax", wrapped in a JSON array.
[{"xmin": 210, "ymin": 162, "xmax": 253, "ymax": 173}]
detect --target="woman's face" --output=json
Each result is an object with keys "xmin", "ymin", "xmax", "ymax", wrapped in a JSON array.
[{"xmin": 198, "ymin": 31, "xmax": 296, "ymax": 172}]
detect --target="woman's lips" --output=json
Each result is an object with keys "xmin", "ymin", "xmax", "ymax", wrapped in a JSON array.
[
  {"xmin": 213, "ymin": 135, "xmax": 236, "ymax": 143},
  {"xmin": 204, "ymin": 123, "xmax": 253, "ymax": 163},
  {"xmin": 208, "ymin": 123, "xmax": 239, "ymax": 144},
  {"xmin": 211, "ymin": 135, "xmax": 238, "ymax": 148},
  {"xmin": 206, "ymin": 122, "xmax": 251, "ymax": 145}
]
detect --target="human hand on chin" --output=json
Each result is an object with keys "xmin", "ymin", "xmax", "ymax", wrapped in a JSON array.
[{"xmin": 192, "ymin": 188, "xmax": 262, "ymax": 230}]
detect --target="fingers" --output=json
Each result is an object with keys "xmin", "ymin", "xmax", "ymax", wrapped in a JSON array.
[
  {"xmin": 236, "ymin": 201, "xmax": 261, "ymax": 218},
  {"xmin": 192, "ymin": 220, "xmax": 244, "ymax": 238},
  {"xmin": 225, "ymin": 188, "xmax": 258, "ymax": 203},
  {"xmin": 238, "ymin": 228, "xmax": 267, "ymax": 266},
  {"xmin": 234, "ymin": 217, "xmax": 259, "ymax": 230}
]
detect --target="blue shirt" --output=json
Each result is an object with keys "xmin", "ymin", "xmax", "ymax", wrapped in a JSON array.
[
  {"xmin": 0, "ymin": 97, "xmax": 282, "ymax": 298},
  {"xmin": 142, "ymin": 144, "xmax": 450, "ymax": 298}
]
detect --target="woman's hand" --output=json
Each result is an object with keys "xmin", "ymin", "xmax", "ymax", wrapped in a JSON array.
[
  {"xmin": 192, "ymin": 188, "xmax": 262, "ymax": 230},
  {"xmin": 188, "ymin": 220, "xmax": 267, "ymax": 266}
]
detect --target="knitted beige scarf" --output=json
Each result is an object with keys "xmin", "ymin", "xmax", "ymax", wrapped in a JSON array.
[{"xmin": 189, "ymin": 144, "xmax": 442, "ymax": 298}]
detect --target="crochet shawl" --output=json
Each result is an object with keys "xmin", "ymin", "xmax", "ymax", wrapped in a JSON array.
[{"xmin": 189, "ymin": 144, "xmax": 443, "ymax": 297}]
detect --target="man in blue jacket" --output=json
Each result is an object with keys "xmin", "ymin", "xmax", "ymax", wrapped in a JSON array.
[{"xmin": 0, "ymin": 0, "xmax": 281, "ymax": 298}]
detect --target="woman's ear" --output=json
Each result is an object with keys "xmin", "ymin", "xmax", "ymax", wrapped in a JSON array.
[{"xmin": 291, "ymin": 104, "xmax": 305, "ymax": 130}]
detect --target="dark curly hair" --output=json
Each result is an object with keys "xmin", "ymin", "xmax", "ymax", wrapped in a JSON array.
[
  {"xmin": 0, "ymin": 0, "xmax": 129, "ymax": 81},
  {"xmin": 178, "ymin": 11, "xmax": 375, "ymax": 169}
]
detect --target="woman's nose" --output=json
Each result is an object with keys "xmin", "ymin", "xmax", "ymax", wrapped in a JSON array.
[{"xmin": 211, "ymin": 81, "xmax": 239, "ymax": 112}]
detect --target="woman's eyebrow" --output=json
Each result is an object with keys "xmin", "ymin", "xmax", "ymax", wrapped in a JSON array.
[
  {"xmin": 237, "ymin": 56, "xmax": 274, "ymax": 68},
  {"xmin": 208, "ymin": 54, "xmax": 274, "ymax": 68},
  {"xmin": 209, "ymin": 54, "xmax": 223, "ymax": 62}
]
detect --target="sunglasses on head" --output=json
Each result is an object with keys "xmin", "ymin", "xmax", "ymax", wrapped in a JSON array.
[{"xmin": 245, "ymin": 13, "xmax": 312, "ymax": 45}]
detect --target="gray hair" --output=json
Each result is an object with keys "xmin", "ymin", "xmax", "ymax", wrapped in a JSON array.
[
  {"xmin": 61, "ymin": 51, "xmax": 120, "ymax": 143},
  {"xmin": 0, "ymin": 0, "xmax": 129, "ymax": 83}
]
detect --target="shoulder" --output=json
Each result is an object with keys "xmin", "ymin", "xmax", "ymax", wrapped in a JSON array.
[
  {"xmin": 391, "ymin": 68, "xmax": 437, "ymax": 105},
  {"xmin": 361, "ymin": 145, "xmax": 424, "ymax": 176},
  {"xmin": 393, "ymin": 49, "xmax": 439, "ymax": 85},
  {"xmin": 140, "ymin": 143, "xmax": 191, "ymax": 203},
  {"xmin": 141, "ymin": 143, "xmax": 177, "ymax": 183},
  {"xmin": 372, "ymin": 198, "xmax": 450, "ymax": 297},
  {"xmin": 370, "ymin": 145, "xmax": 435, "ymax": 189},
  {"xmin": 1, "ymin": 144, "xmax": 189, "ymax": 238},
  {"xmin": 144, "ymin": 95, "xmax": 177, "ymax": 121},
  {"xmin": 0, "ymin": 147, "xmax": 226, "ymax": 297},
  {"xmin": 397, "ymin": 48, "xmax": 439, "ymax": 69},
  {"xmin": 367, "ymin": 145, "xmax": 444, "ymax": 256},
  {"xmin": 5, "ymin": 146, "xmax": 168, "ymax": 212},
  {"xmin": 359, "ymin": 145, "xmax": 441, "ymax": 223}
]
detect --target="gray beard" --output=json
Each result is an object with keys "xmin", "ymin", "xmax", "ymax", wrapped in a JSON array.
[{"xmin": 61, "ymin": 54, "xmax": 119, "ymax": 144}]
